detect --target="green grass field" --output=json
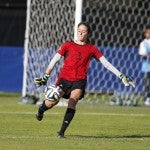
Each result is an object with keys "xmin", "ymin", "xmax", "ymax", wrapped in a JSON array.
[{"xmin": 0, "ymin": 93, "xmax": 150, "ymax": 150}]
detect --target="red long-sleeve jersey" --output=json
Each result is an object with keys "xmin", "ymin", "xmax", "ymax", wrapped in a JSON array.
[{"xmin": 57, "ymin": 41, "xmax": 103, "ymax": 81}]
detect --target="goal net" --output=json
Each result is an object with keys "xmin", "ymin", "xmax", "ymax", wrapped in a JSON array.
[
  {"xmin": 81, "ymin": 0, "xmax": 150, "ymax": 105},
  {"xmin": 22, "ymin": 0, "xmax": 150, "ymax": 105},
  {"xmin": 22, "ymin": 0, "xmax": 75, "ymax": 98}
]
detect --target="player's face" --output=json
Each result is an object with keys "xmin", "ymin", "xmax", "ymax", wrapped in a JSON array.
[
  {"xmin": 77, "ymin": 25, "xmax": 89, "ymax": 42},
  {"xmin": 144, "ymin": 29, "xmax": 150, "ymax": 39}
]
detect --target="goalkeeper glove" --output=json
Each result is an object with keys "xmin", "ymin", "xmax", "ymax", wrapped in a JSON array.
[
  {"xmin": 34, "ymin": 73, "xmax": 50, "ymax": 87},
  {"xmin": 119, "ymin": 74, "xmax": 135, "ymax": 88}
]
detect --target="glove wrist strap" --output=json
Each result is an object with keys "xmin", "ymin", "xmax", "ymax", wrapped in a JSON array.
[
  {"xmin": 43, "ymin": 73, "xmax": 50, "ymax": 80},
  {"xmin": 119, "ymin": 74, "xmax": 124, "ymax": 79}
]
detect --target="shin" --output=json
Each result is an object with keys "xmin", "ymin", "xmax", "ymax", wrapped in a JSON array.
[
  {"xmin": 58, "ymin": 89, "xmax": 82, "ymax": 137},
  {"xmin": 38, "ymin": 100, "xmax": 58, "ymax": 114}
]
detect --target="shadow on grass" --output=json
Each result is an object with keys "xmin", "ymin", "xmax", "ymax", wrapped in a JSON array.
[{"xmin": 68, "ymin": 134, "xmax": 150, "ymax": 139}]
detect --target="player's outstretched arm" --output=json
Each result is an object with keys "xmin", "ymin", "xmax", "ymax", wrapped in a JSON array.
[
  {"xmin": 34, "ymin": 53, "xmax": 62, "ymax": 87},
  {"xmin": 99, "ymin": 56, "xmax": 135, "ymax": 88}
]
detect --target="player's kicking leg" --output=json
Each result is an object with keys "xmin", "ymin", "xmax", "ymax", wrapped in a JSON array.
[{"xmin": 36, "ymin": 100, "xmax": 58, "ymax": 121}]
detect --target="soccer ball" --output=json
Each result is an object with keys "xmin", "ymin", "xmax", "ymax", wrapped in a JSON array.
[{"xmin": 44, "ymin": 85, "xmax": 62, "ymax": 102}]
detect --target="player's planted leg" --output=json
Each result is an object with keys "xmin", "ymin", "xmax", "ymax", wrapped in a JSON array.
[
  {"xmin": 57, "ymin": 106, "xmax": 76, "ymax": 138},
  {"xmin": 58, "ymin": 89, "xmax": 81, "ymax": 138}
]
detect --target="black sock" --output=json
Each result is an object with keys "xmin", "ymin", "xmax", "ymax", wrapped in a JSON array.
[
  {"xmin": 38, "ymin": 100, "xmax": 49, "ymax": 114},
  {"xmin": 59, "ymin": 108, "xmax": 75, "ymax": 135}
]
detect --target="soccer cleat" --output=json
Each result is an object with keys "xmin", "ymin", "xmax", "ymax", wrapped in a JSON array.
[
  {"xmin": 57, "ymin": 132, "xmax": 65, "ymax": 138},
  {"xmin": 36, "ymin": 112, "xmax": 43, "ymax": 121}
]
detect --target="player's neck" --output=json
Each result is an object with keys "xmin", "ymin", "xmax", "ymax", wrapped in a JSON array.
[{"xmin": 74, "ymin": 40, "xmax": 87, "ymax": 45}]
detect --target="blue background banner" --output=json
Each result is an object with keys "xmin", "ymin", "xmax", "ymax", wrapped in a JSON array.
[
  {"xmin": 0, "ymin": 46, "xmax": 23, "ymax": 92},
  {"xmin": 0, "ymin": 46, "xmax": 144, "ymax": 93},
  {"xmin": 87, "ymin": 47, "xmax": 144, "ymax": 93}
]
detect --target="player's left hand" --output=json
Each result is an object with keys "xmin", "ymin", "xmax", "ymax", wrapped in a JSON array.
[{"xmin": 120, "ymin": 74, "xmax": 135, "ymax": 88}]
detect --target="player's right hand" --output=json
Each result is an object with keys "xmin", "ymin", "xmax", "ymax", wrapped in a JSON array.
[{"xmin": 34, "ymin": 73, "xmax": 50, "ymax": 87}]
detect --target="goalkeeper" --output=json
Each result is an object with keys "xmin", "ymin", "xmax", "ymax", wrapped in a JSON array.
[{"xmin": 34, "ymin": 22, "xmax": 135, "ymax": 138}]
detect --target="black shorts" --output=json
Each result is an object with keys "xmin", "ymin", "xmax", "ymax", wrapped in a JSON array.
[{"xmin": 58, "ymin": 78, "xmax": 87, "ymax": 100}]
